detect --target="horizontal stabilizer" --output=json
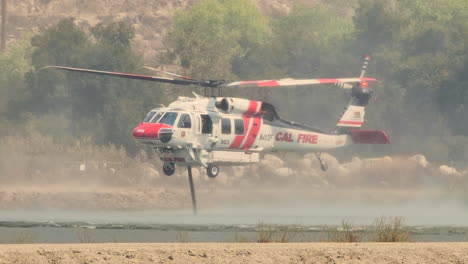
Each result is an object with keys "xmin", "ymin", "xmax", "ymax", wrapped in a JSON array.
[{"xmin": 351, "ymin": 130, "xmax": 390, "ymax": 144}]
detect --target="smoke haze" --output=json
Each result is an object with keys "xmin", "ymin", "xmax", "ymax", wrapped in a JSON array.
[{"xmin": 1, "ymin": 133, "xmax": 467, "ymax": 226}]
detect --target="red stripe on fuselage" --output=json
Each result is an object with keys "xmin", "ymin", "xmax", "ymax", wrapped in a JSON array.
[
  {"xmin": 229, "ymin": 116, "xmax": 250, "ymax": 149},
  {"xmin": 242, "ymin": 115, "xmax": 261, "ymax": 150},
  {"xmin": 230, "ymin": 101, "xmax": 258, "ymax": 149},
  {"xmin": 244, "ymin": 101, "xmax": 258, "ymax": 116}
]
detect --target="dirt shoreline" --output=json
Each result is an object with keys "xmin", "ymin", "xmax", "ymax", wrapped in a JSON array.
[{"xmin": 0, "ymin": 243, "xmax": 467, "ymax": 263}]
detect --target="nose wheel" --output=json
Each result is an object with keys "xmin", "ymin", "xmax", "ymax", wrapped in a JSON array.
[
  {"xmin": 206, "ymin": 165, "xmax": 219, "ymax": 178},
  {"xmin": 162, "ymin": 162, "xmax": 175, "ymax": 176},
  {"xmin": 315, "ymin": 153, "xmax": 328, "ymax": 172}
]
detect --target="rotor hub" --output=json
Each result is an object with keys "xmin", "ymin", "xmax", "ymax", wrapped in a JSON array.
[{"xmin": 352, "ymin": 83, "xmax": 375, "ymax": 106}]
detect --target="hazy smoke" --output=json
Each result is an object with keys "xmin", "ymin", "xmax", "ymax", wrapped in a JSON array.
[{"xmin": 0, "ymin": 133, "xmax": 466, "ymax": 213}]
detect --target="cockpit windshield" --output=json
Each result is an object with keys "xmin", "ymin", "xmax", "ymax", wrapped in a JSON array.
[
  {"xmin": 159, "ymin": 112, "xmax": 179, "ymax": 126},
  {"xmin": 150, "ymin": 112, "xmax": 164, "ymax": 123},
  {"xmin": 143, "ymin": 111, "xmax": 156, "ymax": 122}
]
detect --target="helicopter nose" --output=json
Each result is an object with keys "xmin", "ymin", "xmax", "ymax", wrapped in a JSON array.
[{"xmin": 132, "ymin": 123, "xmax": 172, "ymax": 139}]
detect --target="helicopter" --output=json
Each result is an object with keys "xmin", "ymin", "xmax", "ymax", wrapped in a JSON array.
[
  {"xmin": 43, "ymin": 56, "xmax": 389, "ymax": 178},
  {"xmin": 44, "ymin": 56, "xmax": 389, "ymax": 213}
]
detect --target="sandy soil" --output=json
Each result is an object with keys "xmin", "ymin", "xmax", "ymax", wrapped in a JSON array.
[
  {"xmin": 0, "ymin": 243, "xmax": 467, "ymax": 264},
  {"xmin": 0, "ymin": 186, "xmax": 189, "ymax": 210}
]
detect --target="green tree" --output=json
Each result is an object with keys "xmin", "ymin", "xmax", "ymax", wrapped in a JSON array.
[
  {"xmin": 271, "ymin": 5, "xmax": 355, "ymax": 77},
  {"xmin": 0, "ymin": 34, "xmax": 32, "ymax": 114},
  {"xmin": 238, "ymin": 5, "xmax": 357, "ymax": 128},
  {"xmin": 12, "ymin": 19, "xmax": 165, "ymax": 153},
  {"xmin": 20, "ymin": 18, "xmax": 88, "ymax": 115},
  {"xmin": 352, "ymin": 0, "xmax": 468, "ymax": 161},
  {"xmin": 0, "ymin": 34, "xmax": 33, "ymax": 135},
  {"xmin": 168, "ymin": 0, "xmax": 268, "ymax": 79}
]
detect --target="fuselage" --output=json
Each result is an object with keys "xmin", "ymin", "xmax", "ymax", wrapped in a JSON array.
[{"xmin": 132, "ymin": 95, "xmax": 352, "ymax": 153}]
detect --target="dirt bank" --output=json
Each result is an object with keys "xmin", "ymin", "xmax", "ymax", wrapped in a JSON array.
[{"xmin": 0, "ymin": 243, "xmax": 467, "ymax": 264}]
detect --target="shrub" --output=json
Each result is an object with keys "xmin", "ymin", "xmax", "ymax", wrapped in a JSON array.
[
  {"xmin": 256, "ymin": 222, "xmax": 297, "ymax": 243},
  {"xmin": 323, "ymin": 221, "xmax": 363, "ymax": 242},
  {"xmin": 13, "ymin": 230, "xmax": 37, "ymax": 244},
  {"xmin": 76, "ymin": 228, "xmax": 95, "ymax": 243},
  {"xmin": 232, "ymin": 232, "xmax": 250, "ymax": 243},
  {"xmin": 373, "ymin": 216, "xmax": 411, "ymax": 242},
  {"xmin": 176, "ymin": 231, "xmax": 190, "ymax": 243}
]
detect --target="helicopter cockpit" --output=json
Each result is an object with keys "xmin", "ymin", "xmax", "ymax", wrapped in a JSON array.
[
  {"xmin": 142, "ymin": 109, "xmax": 196, "ymax": 131},
  {"xmin": 143, "ymin": 109, "xmax": 180, "ymax": 127}
]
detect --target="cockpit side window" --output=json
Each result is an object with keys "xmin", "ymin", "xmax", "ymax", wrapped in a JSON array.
[
  {"xmin": 159, "ymin": 112, "xmax": 179, "ymax": 126},
  {"xmin": 177, "ymin": 114, "xmax": 192, "ymax": 128},
  {"xmin": 150, "ymin": 112, "xmax": 164, "ymax": 123},
  {"xmin": 143, "ymin": 111, "xmax": 156, "ymax": 122}
]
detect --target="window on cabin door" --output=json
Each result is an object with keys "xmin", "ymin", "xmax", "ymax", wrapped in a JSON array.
[
  {"xmin": 234, "ymin": 119, "xmax": 244, "ymax": 135},
  {"xmin": 201, "ymin": 114, "xmax": 213, "ymax": 134},
  {"xmin": 221, "ymin": 118, "xmax": 231, "ymax": 134}
]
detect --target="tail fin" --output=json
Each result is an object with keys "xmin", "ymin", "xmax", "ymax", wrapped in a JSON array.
[
  {"xmin": 336, "ymin": 55, "xmax": 373, "ymax": 130},
  {"xmin": 337, "ymin": 105, "xmax": 366, "ymax": 128}
]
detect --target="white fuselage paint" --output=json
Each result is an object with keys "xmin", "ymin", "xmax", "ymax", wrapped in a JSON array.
[{"xmin": 134, "ymin": 96, "xmax": 353, "ymax": 166}]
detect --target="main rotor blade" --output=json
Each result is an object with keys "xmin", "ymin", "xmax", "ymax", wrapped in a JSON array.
[
  {"xmin": 143, "ymin": 66, "xmax": 196, "ymax": 81},
  {"xmin": 225, "ymin": 78, "xmax": 378, "ymax": 88},
  {"xmin": 41, "ymin": 66, "xmax": 199, "ymax": 86}
]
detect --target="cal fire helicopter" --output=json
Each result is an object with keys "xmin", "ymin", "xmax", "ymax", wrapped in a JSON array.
[
  {"xmin": 44, "ymin": 56, "xmax": 389, "ymax": 213},
  {"xmin": 44, "ymin": 56, "xmax": 389, "ymax": 176}
]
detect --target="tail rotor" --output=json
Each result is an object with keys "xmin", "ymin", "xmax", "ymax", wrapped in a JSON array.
[
  {"xmin": 360, "ymin": 55, "xmax": 371, "ymax": 78},
  {"xmin": 336, "ymin": 55, "xmax": 375, "ymax": 131}
]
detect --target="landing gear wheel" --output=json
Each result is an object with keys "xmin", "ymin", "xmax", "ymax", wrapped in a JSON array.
[
  {"xmin": 315, "ymin": 152, "xmax": 328, "ymax": 172},
  {"xmin": 206, "ymin": 165, "xmax": 219, "ymax": 178},
  {"xmin": 163, "ymin": 162, "xmax": 175, "ymax": 176}
]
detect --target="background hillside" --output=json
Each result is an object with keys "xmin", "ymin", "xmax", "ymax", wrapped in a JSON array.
[
  {"xmin": 7, "ymin": 0, "xmax": 354, "ymax": 62},
  {"xmin": 1, "ymin": 0, "xmax": 468, "ymax": 164}
]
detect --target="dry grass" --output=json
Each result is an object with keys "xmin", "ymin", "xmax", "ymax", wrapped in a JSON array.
[
  {"xmin": 232, "ymin": 232, "xmax": 250, "ymax": 243},
  {"xmin": 12, "ymin": 230, "xmax": 37, "ymax": 244},
  {"xmin": 322, "ymin": 221, "xmax": 363, "ymax": 242},
  {"xmin": 76, "ymin": 228, "xmax": 95, "ymax": 243},
  {"xmin": 176, "ymin": 231, "xmax": 191, "ymax": 243},
  {"xmin": 256, "ymin": 223, "xmax": 275, "ymax": 243},
  {"xmin": 256, "ymin": 222, "xmax": 297, "ymax": 243},
  {"xmin": 373, "ymin": 216, "xmax": 411, "ymax": 242},
  {"xmin": 0, "ymin": 131, "xmax": 161, "ymax": 187}
]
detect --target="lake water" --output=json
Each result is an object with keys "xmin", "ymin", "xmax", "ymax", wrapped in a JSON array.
[{"xmin": 0, "ymin": 198, "xmax": 467, "ymax": 243}]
